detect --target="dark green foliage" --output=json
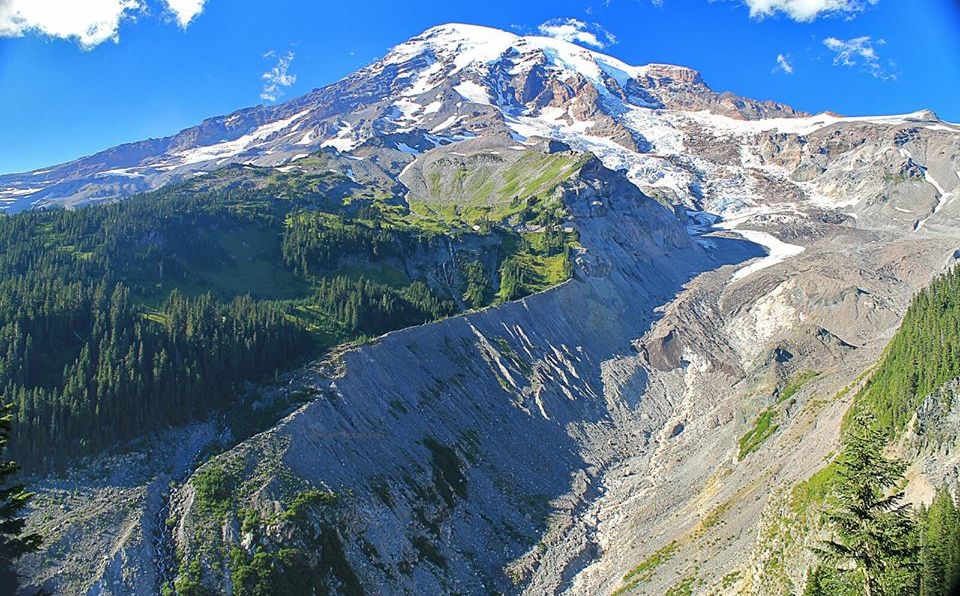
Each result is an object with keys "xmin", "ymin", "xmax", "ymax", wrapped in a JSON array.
[
  {"xmin": 281, "ymin": 211, "xmax": 432, "ymax": 276},
  {"xmin": 461, "ymin": 259, "xmax": 492, "ymax": 309},
  {"xmin": 229, "ymin": 547, "xmax": 315, "ymax": 596},
  {"xmin": 228, "ymin": 521, "xmax": 362, "ymax": 595},
  {"xmin": 282, "ymin": 489, "xmax": 337, "ymax": 523},
  {"xmin": 814, "ymin": 413, "xmax": 917, "ymax": 596},
  {"xmin": 809, "ymin": 483, "xmax": 960, "ymax": 596},
  {"xmin": 496, "ymin": 230, "xmax": 574, "ymax": 302},
  {"xmin": 805, "ymin": 268, "xmax": 960, "ymax": 596},
  {"xmin": 305, "ymin": 276, "xmax": 454, "ymax": 338},
  {"xmin": 498, "ymin": 255, "xmax": 541, "ymax": 302},
  {"xmin": 0, "ymin": 403, "xmax": 41, "ymax": 592},
  {"xmin": 918, "ymin": 487, "xmax": 960, "ymax": 596},
  {"xmin": 0, "ymin": 179, "xmax": 464, "ymax": 471},
  {"xmin": 2, "ymin": 284, "xmax": 310, "ymax": 470},
  {"xmin": 853, "ymin": 266, "xmax": 960, "ymax": 437},
  {"xmin": 0, "ymin": 160, "xmax": 576, "ymax": 472},
  {"xmin": 802, "ymin": 565, "xmax": 860, "ymax": 596},
  {"xmin": 192, "ymin": 465, "xmax": 238, "ymax": 518},
  {"xmin": 183, "ymin": 484, "xmax": 358, "ymax": 595},
  {"xmin": 174, "ymin": 555, "xmax": 217, "ymax": 596},
  {"xmin": 0, "ymin": 186, "xmax": 315, "ymax": 470}
]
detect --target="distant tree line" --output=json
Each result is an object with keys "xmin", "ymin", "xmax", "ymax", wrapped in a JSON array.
[
  {"xmin": 0, "ymin": 162, "xmax": 577, "ymax": 472},
  {"xmin": 0, "ymin": 183, "xmax": 436, "ymax": 470},
  {"xmin": 853, "ymin": 266, "xmax": 960, "ymax": 437},
  {"xmin": 303, "ymin": 276, "xmax": 454, "ymax": 337},
  {"xmin": 281, "ymin": 211, "xmax": 434, "ymax": 276}
]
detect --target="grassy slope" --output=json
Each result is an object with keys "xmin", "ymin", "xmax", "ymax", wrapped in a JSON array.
[
  {"xmin": 131, "ymin": 149, "xmax": 587, "ymax": 348},
  {"xmin": 410, "ymin": 152, "xmax": 590, "ymax": 227}
]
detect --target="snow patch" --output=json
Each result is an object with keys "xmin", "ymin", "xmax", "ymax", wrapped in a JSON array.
[
  {"xmin": 686, "ymin": 109, "xmax": 946, "ymax": 138},
  {"xmin": 0, "ymin": 187, "xmax": 41, "ymax": 198},
  {"xmin": 454, "ymin": 81, "xmax": 492, "ymax": 105},
  {"xmin": 321, "ymin": 121, "xmax": 361, "ymax": 152},
  {"xmin": 422, "ymin": 99, "xmax": 443, "ymax": 114},
  {"xmin": 98, "ymin": 168, "xmax": 145, "ymax": 178},
  {"xmin": 296, "ymin": 130, "xmax": 315, "ymax": 145},
  {"xmin": 430, "ymin": 114, "xmax": 460, "ymax": 133},
  {"xmin": 172, "ymin": 110, "xmax": 310, "ymax": 166},
  {"xmin": 724, "ymin": 227, "xmax": 805, "ymax": 281}
]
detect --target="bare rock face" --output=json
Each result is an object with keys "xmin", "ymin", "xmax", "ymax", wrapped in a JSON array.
[
  {"xmin": 156, "ymin": 151, "xmax": 719, "ymax": 595},
  {"xmin": 642, "ymin": 64, "xmax": 706, "ymax": 87},
  {"xmin": 901, "ymin": 379, "xmax": 960, "ymax": 504},
  {"xmin": 633, "ymin": 64, "xmax": 803, "ymax": 120}
]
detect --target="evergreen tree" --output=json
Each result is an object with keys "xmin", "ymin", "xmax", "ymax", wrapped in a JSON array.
[
  {"xmin": 919, "ymin": 487, "xmax": 960, "ymax": 596},
  {"xmin": 0, "ymin": 166, "xmax": 556, "ymax": 472},
  {"xmin": 803, "ymin": 565, "xmax": 860, "ymax": 596},
  {"xmin": 854, "ymin": 266, "xmax": 960, "ymax": 438},
  {"xmin": 0, "ymin": 403, "xmax": 41, "ymax": 591},
  {"xmin": 461, "ymin": 259, "xmax": 492, "ymax": 309},
  {"xmin": 816, "ymin": 412, "xmax": 917, "ymax": 596}
]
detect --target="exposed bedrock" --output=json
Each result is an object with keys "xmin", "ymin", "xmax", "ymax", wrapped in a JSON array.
[{"xmin": 158, "ymin": 161, "xmax": 756, "ymax": 595}]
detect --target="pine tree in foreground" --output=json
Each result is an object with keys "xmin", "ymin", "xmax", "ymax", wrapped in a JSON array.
[
  {"xmin": 813, "ymin": 412, "xmax": 917, "ymax": 596},
  {"xmin": 0, "ymin": 402, "xmax": 41, "ymax": 593}
]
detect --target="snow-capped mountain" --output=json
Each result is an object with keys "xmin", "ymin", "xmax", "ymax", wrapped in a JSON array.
[
  {"xmin": 3, "ymin": 23, "xmax": 959, "ymax": 300},
  {"xmin": 5, "ymin": 23, "xmax": 956, "ymax": 226}
]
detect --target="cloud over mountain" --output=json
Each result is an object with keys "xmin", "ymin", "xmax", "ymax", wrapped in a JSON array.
[
  {"xmin": 537, "ymin": 18, "xmax": 616, "ymax": 49},
  {"xmin": 744, "ymin": 0, "xmax": 878, "ymax": 22}
]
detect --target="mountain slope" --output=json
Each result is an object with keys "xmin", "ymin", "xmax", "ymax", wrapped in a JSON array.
[
  {"xmin": 6, "ymin": 23, "xmax": 956, "ymax": 220},
  {"xmin": 9, "ymin": 23, "xmax": 960, "ymax": 596}
]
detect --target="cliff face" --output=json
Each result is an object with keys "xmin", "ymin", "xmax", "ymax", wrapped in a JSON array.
[{"xmin": 160, "ymin": 155, "xmax": 729, "ymax": 595}]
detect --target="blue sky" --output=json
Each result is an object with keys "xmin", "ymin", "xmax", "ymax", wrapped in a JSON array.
[{"xmin": 1, "ymin": 0, "xmax": 958, "ymax": 175}]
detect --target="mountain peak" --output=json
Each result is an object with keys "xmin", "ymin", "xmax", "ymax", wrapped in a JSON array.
[
  {"xmin": 0, "ymin": 23, "xmax": 812, "ymax": 210},
  {"xmin": 398, "ymin": 23, "xmax": 699, "ymax": 78},
  {"xmin": 386, "ymin": 23, "xmax": 643, "ymax": 79},
  {"xmin": 419, "ymin": 22, "xmax": 518, "ymax": 42},
  {"xmin": 385, "ymin": 23, "xmax": 519, "ymax": 68}
]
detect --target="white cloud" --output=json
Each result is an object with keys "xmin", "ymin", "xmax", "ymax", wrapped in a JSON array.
[
  {"xmin": 0, "ymin": 0, "xmax": 139, "ymax": 48},
  {"xmin": 537, "ymin": 18, "xmax": 617, "ymax": 49},
  {"xmin": 823, "ymin": 35, "xmax": 894, "ymax": 80},
  {"xmin": 775, "ymin": 53, "xmax": 794, "ymax": 74},
  {"xmin": 744, "ymin": 0, "xmax": 878, "ymax": 22},
  {"xmin": 164, "ymin": 0, "xmax": 205, "ymax": 27},
  {"xmin": 0, "ymin": 0, "xmax": 205, "ymax": 48},
  {"xmin": 261, "ymin": 50, "xmax": 297, "ymax": 102}
]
